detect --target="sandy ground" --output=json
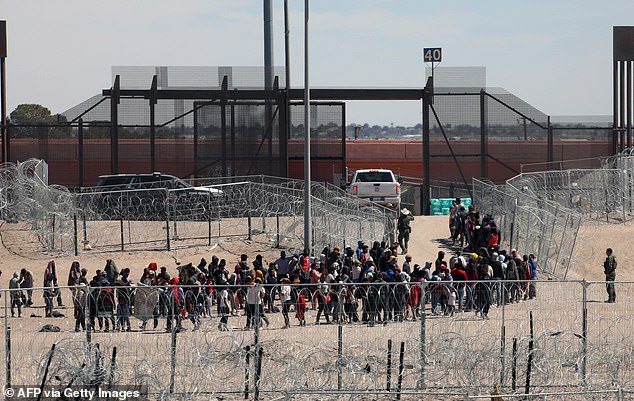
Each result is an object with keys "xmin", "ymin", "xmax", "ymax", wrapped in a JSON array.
[
  {"xmin": 0, "ymin": 216, "xmax": 632, "ymax": 399},
  {"xmin": 0, "ymin": 215, "xmax": 625, "ymax": 285}
]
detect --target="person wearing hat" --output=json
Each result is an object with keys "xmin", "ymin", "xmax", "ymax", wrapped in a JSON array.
[
  {"xmin": 378, "ymin": 249, "xmax": 392, "ymax": 272},
  {"xmin": 397, "ymin": 208, "xmax": 415, "ymax": 255}
]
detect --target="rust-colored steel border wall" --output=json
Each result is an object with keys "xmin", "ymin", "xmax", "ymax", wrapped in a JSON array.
[{"xmin": 7, "ymin": 138, "xmax": 612, "ymax": 187}]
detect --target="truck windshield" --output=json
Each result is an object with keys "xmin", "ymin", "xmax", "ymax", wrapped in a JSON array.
[{"xmin": 355, "ymin": 172, "xmax": 393, "ymax": 183}]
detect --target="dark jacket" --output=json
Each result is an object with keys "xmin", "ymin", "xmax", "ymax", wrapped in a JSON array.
[{"xmin": 604, "ymin": 255, "xmax": 617, "ymax": 276}]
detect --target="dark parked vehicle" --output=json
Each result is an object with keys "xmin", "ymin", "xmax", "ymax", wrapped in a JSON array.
[{"xmin": 85, "ymin": 173, "xmax": 223, "ymax": 220}]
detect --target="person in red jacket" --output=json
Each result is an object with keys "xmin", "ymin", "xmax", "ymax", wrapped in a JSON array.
[
  {"xmin": 295, "ymin": 292, "xmax": 307, "ymax": 326},
  {"xmin": 487, "ymin": 227, "xmax": 499, "ymax": 254},
  {"xmin": 450, "ymin": 261, "xmax": 468, "ymax": 311}
]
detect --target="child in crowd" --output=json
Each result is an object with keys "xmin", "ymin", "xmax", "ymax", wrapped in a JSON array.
[
  {"xmin": 447, "ymin": 286, "xmax": 457, "ymax": 317},
  {"xmin": 295, "ymin": 292, "xmax": 307, "ymax": 326}
]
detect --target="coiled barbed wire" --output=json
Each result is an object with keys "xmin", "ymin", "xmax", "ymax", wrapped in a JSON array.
[
  {"xmin": 6, "ymin": 281, "xmax": 634, "ymax": 400},
  {"xmin": 0, "ymin": 160, "xmax": 394, "ymax": 255}
]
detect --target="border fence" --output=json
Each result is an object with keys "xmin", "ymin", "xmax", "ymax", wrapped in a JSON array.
[
  {"xmin": 0, "ymin": 159, "xmax": 395, "ymax": 256},
  {"xmin": 473, "ymin": 148, "xmax": 634, "ymax": 279},
  {"xmin": 3, "ymin": 280, "xmax": 634, "ymax": 400},
  {"xmin": 503, "ymin": 148, "xmax": 634, "ymax": 223},
  {"xmin": 472, "ymin": 179, "xmax": 581, "ymax": 279}
]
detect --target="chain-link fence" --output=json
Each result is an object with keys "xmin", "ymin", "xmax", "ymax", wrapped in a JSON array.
[
  {"xmin": 468, "ymin": 148, "xmax": 634, "ymax": 279},
  {"xmin": 2, "ymin": 280, "xmax": 633, "ymax": 400},
  {"xmin": 473, "ymin": 178, "xmax": 581, "ymax": 278},
  {"xmin": 0, "ymin": 159, "xmax": 395, "ymax": 256},
  {"xmin": 493, "ymin": 148, "xmax": 634, "ymax": 225}
]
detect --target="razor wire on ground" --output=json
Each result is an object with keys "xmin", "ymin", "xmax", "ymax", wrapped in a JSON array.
[
  {"xmin": 0, "ymin": 159, "xmax": 396, "ymax": 256},
  {"xmin": 472, "ymin": 178, "xmax": 581, "ymax": 279},
  {"xmin": 4, "ymin": 280, "xmax": 634, "ymax": 400}
]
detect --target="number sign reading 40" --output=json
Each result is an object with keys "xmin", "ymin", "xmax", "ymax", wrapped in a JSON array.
[{"xmin": 423, "ymin": 47, "xmax": 442, "ymax": 63}]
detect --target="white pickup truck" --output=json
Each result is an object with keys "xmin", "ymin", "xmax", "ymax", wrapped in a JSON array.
[{"xmin": 348, "ymin": 168, "xmax": 401, "ymax": 209}]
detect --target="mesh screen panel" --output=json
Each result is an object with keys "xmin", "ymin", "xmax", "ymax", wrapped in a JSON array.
[
  {"xmin": 112, "ymin": 66, "xmax": 287, "ymax": 89},
  {"xmin": 195, "ymin": 101, "xmax": 282, "ymax": 177}
]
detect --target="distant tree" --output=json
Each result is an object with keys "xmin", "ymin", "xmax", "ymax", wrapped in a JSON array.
[
  {"xmin": 10, "ymin": 104, "xmax": 72, "ymax": 137},
  {"xmin": 10, "ymin": 104, "xmax": 54, "ymax": 125}
]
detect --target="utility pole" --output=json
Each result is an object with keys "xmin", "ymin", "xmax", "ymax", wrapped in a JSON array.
[{"xmin": 303, "ymin": 0, "xmax": 312, "ymax": 252}]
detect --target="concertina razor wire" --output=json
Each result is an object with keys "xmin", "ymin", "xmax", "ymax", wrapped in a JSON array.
[{"xmin": 0, "ymin": 159, "xmax": 396, "ymax": 256}]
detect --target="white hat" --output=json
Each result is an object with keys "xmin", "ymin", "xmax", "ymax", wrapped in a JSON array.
[{"xmin": 401, "ymin": 208, "xmax": 410, "ymax": 215}]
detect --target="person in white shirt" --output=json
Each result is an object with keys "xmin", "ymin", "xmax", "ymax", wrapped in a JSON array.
[
  {"xmin": 279, "ymin": 278, "xmax": 292, "ymax": 328},
  {"xmin": 218, "ymin": 287, "xmax": 231, "ymax": 331}
]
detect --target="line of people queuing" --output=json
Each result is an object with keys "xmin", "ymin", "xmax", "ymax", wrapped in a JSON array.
[
  {"xmin": 4, "ymin": 233, "xmax": 540, "ymax": 332},
  {"xmin": 449, "ymin": 197, "xmax": 501, "ymax": 253}
]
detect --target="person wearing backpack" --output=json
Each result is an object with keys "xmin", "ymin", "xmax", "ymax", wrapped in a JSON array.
[{"xmin": 504, "ymin": 253, "xmax": 520, "ymax": 303}]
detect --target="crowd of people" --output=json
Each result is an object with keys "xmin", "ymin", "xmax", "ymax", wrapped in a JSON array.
[{"xmin": 3, "ymin": 200, "xmax": 542, "ymax": 332}]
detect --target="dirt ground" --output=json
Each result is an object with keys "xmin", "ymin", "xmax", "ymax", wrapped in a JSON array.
[
  {"xmin": 0, "ymin": 215, "xmax": 631, "ymax": 399},
  {"xmin": 0, "ymin": 215, "xmax": 627, "ymax": 301}
]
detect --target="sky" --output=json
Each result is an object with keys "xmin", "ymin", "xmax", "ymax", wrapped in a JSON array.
[{"xmin": 1, "ymin": 0, "xmax": 632, "ymax": 126}]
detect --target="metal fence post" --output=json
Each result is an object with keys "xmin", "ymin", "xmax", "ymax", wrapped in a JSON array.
[
  {"xmin": 254, "ymin": 283, "xmax": 261, "ymax": 401},
  {"xmin": 165, "ymin": 190, "xmax": 171, "ymax": 251},
  {"xmin": 86, "ymin": 286, "xmax": 92, "ymax": 361},
  {"xmin": 169, "ymin": 295, "xmax": 176, "ymax": 394},
  {"xmin": 509, "ymin": 200, "xmax": 518, "ymax": 252},
  {"xmin": 73, "ymin": 213, "xmax": 78, "ymax": 256},
  {"xmin": 51, "ymin": 213, "xmax": 56, "ymax": 250},
  {"xmin": 500, "ymin": 289, "xmax": 506, "ymax": 387},
  {"xmin": 5, "ymin": 293, "xmax": 10, "ymax": 389},
  {"xmin": 82, "ymin": 211, "xmax": 87, "ymax": 246},
  {"xmin": 396, "ymin": 341, "xmax": 405, "ymax": 400},
  {"xmin": 244, "ymin": 345, "xmax": 251, "ymax": 399},
  {"xmin": 387, "ymin": 338, "xmax": 393, "ymax": 391},
  {"xmin": 248, "ymin": 184, "xmax": 253, "ymax": 241},
  {"xmin": 511, "ymin": 337, "xmax": 517, "ymax": 391},
  {"xmin": 342, "ymin": 216, "xmax": 346, "ymax": 249},
  {"xmin": 119, "ymin": 216, "xmax": 124, "ymax": 251},
  {"xmin": 623, "ymin": 168, "xmax": 627, "ymax": 223},
  {"xmin": 208, "ymin": 193, "xmax": 212, "ymax": 246},
  {"xmin": 417, "ymin": 291, "xmax": 426, "ymax": 389},
  {"xmin": 337, "ymin": 302, "xmax": 343, "ymax": 391},
  {"xmin": 581, "ymin": 280, "xmax": 588, "ymax": 386}
]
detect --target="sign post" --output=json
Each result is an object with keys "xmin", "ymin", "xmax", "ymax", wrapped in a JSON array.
[{"xmin": 423, "ymin": 47, "xmax": 442, "ymax": 82}]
